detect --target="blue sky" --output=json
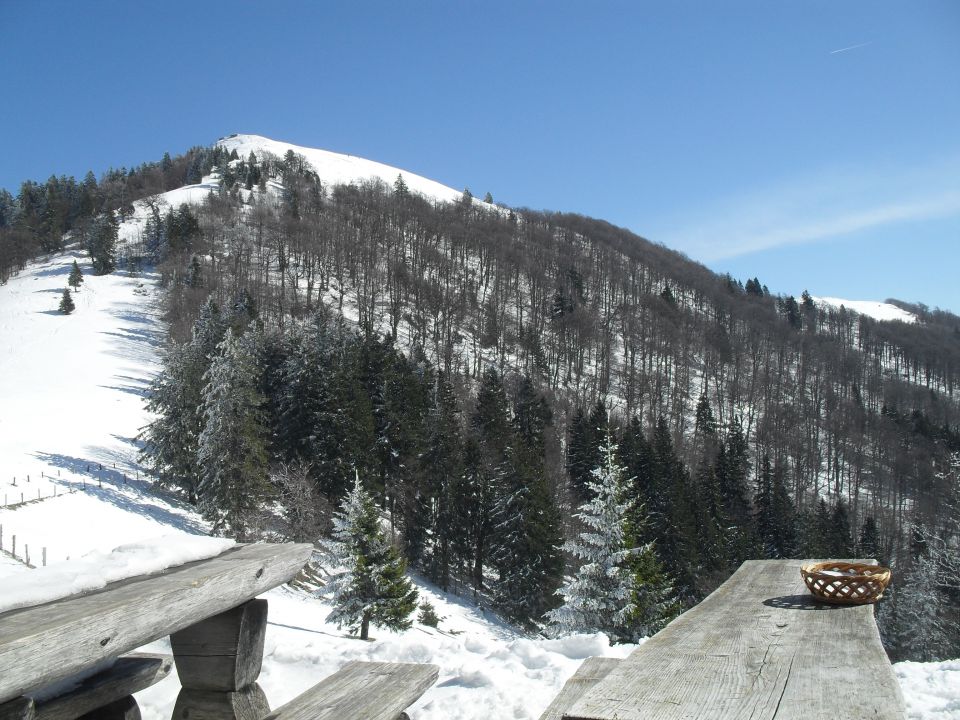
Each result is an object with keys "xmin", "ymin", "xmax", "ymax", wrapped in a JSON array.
[{"xmin": 2, "ymin": 1, "xmax": 958, "ymax": 311}]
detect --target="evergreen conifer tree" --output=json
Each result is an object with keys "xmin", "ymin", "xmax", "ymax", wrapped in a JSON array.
[
  {"xmin": 87, "ymin": 212, "xmax": 118, "ymax": 275},
  {"xmin": 858, "ymin": 516, "xmax": 884, "ymax": 564},
  {"xmin": 141, "ymin": 299, "xmax": 225, "ymax": 501},
  {"xmin": 715, "ymin": 420, "xmax": 756, "ymax": 564},
  {"xmin": 197, "ymin": 326, "xmax": 273, "ymax": 538},
  {"xmin": 754, "ymin": 456, "xmax": 796, "ymax": 558},
  {"xmin": 321, "ymin": 476, "xmax": 418, "ymax": 640},
  {"xmin": 58, "ymin": 287, "xmax": 75, "ymax": 314},
  {"xmin": 490, "ymin": 376, "xmax": 563, "ymax": 623},
  {"xmin": 421, "ymin": 371, "xmax": 463, "ymax": 591},
  {"xmin": 828, "ymin": 499, "xmax": 854, "ymax": 557},
  {"xmin": 566, "ymin": 407, "xmax": 591, "ymax": 501},
  {"xmin": 68, "ymin": 260, "xmax": 83, "ymax": 291},
  {"xmin": 547, "ymin": 434, "xmax": 669, "ymax": 642},
  {"xmin": 468, "ymin": 367, "xmax": 510, "ymax": 588}
]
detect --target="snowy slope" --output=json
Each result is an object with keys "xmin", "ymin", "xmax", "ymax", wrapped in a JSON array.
[
  {"xmin": 219, "ymin": 133, "xmax": 472, "ymax": 205},
  {"xmin": 0, "ymin": 247, "xmax": 210, "ymax": 568},
  {"xmin": 813, "ymin": 296, "xmax": 917, "ymax": 324}
]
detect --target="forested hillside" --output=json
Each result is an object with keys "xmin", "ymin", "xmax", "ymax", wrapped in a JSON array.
[{"xmin": 2, "ymin": 137, "xmax": 957, "ymax": 660}]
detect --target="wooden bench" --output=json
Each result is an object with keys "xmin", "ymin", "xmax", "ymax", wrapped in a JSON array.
[
  {"xmin": 546, "ymin": 559, "xmax": 906, "ymax": 720},
  {"xmin": 0, "ymin": 543, "xmax": 438, "ymax": 720}
]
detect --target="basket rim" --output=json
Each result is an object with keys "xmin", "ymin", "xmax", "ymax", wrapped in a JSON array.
[{"xmin": 800, "ymin": 561, "xmax": 891, "ymax": 581}]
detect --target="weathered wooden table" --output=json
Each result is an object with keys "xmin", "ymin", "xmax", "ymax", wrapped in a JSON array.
[
  {"xmin": 543, "ymin": 559, "xmax": 906, "ymax": 720},
  {"xmin": 0, "ymin": 543, "xmax": 438, "ymax": 720}
]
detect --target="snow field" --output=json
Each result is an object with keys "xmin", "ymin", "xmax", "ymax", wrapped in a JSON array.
[{"xmin": 0, "ymin": 248, "xmax": 209, "ymax": 569}]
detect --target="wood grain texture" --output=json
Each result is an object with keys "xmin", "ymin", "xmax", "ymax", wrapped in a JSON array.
[
  {"xmin": 538, "ymin": 657, "xmax": 619, "ymax": 720},
  {"xmin": 34, "ymin": 654, "xmax": 172, "ymax": 720},
  {"xmin": 171, "ymin": 600, "xmax": 267, "ymax": 691},
  {"xmin": 564, "ymin": 559, "xmax": 906, "ymax": 720},
  {"xmin": 0, "ymin": 543, "xmax": 313, "ymax": 704},
  {"xmin": 0, "ymin": 654, "xmax": 171, "ymax": 720},
  {"xmin": 263, "ymin": 661, "xmax": 439, "ymax": 720},
  {"xmin": 172, "ymin": 684, "xmax": 269, "ymax": 720}
]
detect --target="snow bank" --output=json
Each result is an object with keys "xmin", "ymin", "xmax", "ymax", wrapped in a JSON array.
[
  {"xmin": 134, "ymin": 584, "xmax": 636, "ymax": 720},
  {"xmin": 0, "ymin": 535, "xmax": 233, "ymax": 612},
  {"xmin": 895, "ymin": 659, "xmax": 960, "ymax": 719}
]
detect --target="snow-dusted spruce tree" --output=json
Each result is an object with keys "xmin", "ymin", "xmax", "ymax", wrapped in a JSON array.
[
  {"xmin": 68, "ymin": 260, "xmax": 83, "ymax": 291},
  {"xmin": 58, "ymin": 287, "xmax": 75, "ymax": 314},
  {"xmin": 141, "ymin": 299, "xmax": 225, "ymax": 503},
  {"xmin": 321, "ymin": 476, "xmax": 418, "ymax": 641},
  {"xmin": 547, "ymin": 433, "xmax": 671, "ymax": 643},
  {"xmin": 197, "ymin": 325, "xmax": 272, "ymax": 540}
]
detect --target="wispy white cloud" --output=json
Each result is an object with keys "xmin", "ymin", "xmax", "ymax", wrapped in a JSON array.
[
  {"xmin": 830, "ymin": 41, "xmax": 873, "ymax": 55},
  {"xmin": 659, "ymin": 156, "xmax": 960, "ymax": 262}
]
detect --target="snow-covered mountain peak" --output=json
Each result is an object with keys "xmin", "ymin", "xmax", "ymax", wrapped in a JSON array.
[{"xmin": 217, "ymin": 133, "xmax": 467, "ymax": 205}]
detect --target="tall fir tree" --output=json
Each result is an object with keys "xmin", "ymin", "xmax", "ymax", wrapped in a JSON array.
[
  {"xmin": 141, "ymin": 298, "xmax": 225, "ymax": 501},
  {"xmin": 197, "ymin": 326, "xmax": 273, "ymax": 538},
  {"xmin": 87, "ymin": 212, "xmax": 117, "ymax": 275},
  {"xmin": 421, "ymin": 371, "xmax": 463, "ymax": 591},
  {"xmin": 547, "ymin": 434, "xmax": 669, "ymax": 642},
  {"xmin": 321, "ymin": 476, "xmax": 418, "ymax": 640},
  {"xmin": 469, "ymin": 367, "xmax": 511, "ymax": 589},
  {"xmin": 828, "ymin": 498, "xmax": 854, "ymax": 557},
  {"xmin": 68, "ymin": 260, "xmax": 83, "ymax": 291},
  {"xmin": 566, "ymin": 401, "xmax": 608, "ymax": 502},
  {"xmin": 754, "ymin": 456, "xmax": 796, "ymax": 558},
  {"xmin": 858, "ymin": 516, "xmax": 884, "ymax": 564},
  {"xmin": 648, "ymin": 416, "xmax": 699, "ymax": 599},
  {"xmin": 491, "ymin": 376, "xmax": 563, "ymax": 624},
  {"xmin": 715, "ymin": 419, "xmax": 756, "ymax": 566}
]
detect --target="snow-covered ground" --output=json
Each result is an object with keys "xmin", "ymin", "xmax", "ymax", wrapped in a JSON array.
[
  {"xmin": 813, "ymin": 296, "xmax": 917, "ymax": 324},
  {"xmin": 896, "ymin": 660, "xmax": 960, "ymax": 719},
  {"xmin": 0, "ymin": 225, "xmax": 954, "ymax": 719}
]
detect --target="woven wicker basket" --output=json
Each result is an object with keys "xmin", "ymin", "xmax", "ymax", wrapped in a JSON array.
[{"xmin": 800, "ymin": 561, "xmax": 892, "ymax": 605}]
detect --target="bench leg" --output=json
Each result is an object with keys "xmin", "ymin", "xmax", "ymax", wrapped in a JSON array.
[
  {"xmin": 170, "ymin": 600, "xmax": 270, "ymax": 720},
  {"xmin": 171, "ymin": 685, "xmax": 269, "ymax": 720},
  {"xmin": 78, "ymin": 696, "xmax": 140, "ymax": 720}
]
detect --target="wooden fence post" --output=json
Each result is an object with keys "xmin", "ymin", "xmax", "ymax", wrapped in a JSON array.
[{"xmin": 43, "ymin": 547, "xmax": 47, "ymax": 567}]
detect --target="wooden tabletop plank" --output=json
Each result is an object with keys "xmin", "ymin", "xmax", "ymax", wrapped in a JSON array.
[
  {"xmin": 0, "ymin": 543, "xmax": 313, "ymax": 703},
  {"xmin": 539, "ymin": 657, "xmax": 620, "ymax": 720},
  {"xmin": 564, "ymin": 559, "xmax": 906, "ymax": 720},
  {"xmin": 263, "ymin": 660, "xmax": 439, "ymax": 720}
]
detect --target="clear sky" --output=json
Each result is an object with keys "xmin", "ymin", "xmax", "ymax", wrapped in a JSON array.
[{"xmin": 2, "ymin": 1, "xmax": 958, "ymax": 311}]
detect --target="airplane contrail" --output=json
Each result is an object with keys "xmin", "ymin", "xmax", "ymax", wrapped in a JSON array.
[{"xmin": 830, "ymin": 41, "xmax": 873, "ymax": 55}]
